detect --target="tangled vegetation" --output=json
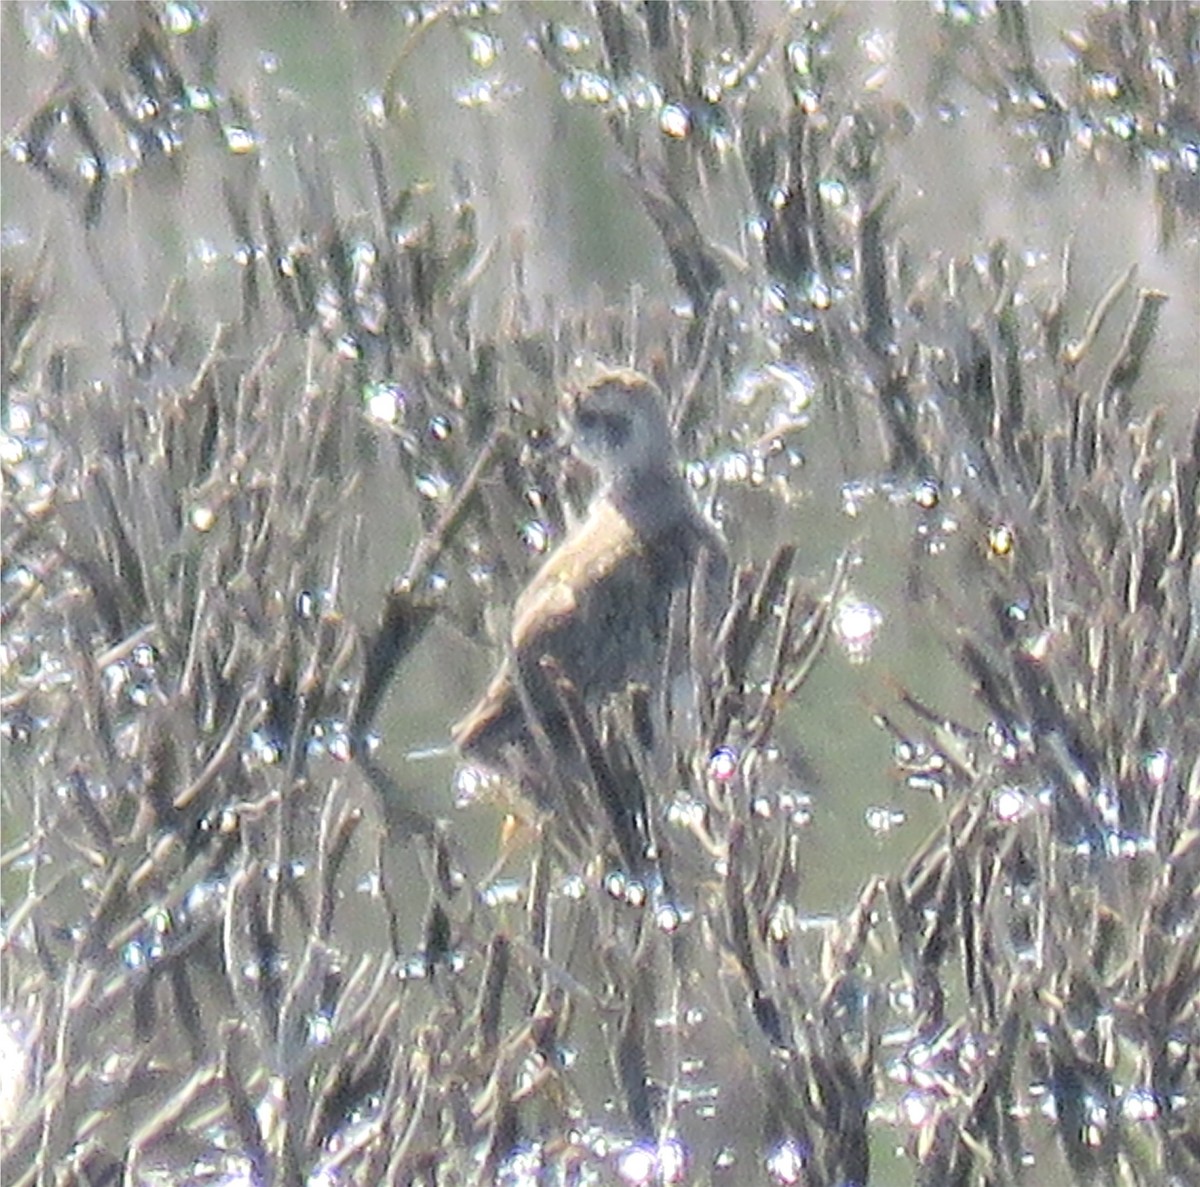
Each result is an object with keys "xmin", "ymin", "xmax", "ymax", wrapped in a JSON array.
[{"xmin": 3, "ymin": 4, "xmax": 1197, "ymax": 1185}]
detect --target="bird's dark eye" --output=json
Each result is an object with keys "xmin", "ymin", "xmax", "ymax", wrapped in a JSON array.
[{"xmin": 577, "ymin": 408, "xmax": 631, "ymax": 450}]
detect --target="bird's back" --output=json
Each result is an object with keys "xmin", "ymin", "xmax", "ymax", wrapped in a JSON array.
[{"xmin": 452, "ymin": 486, "xmax": 720, "ymax": 766}]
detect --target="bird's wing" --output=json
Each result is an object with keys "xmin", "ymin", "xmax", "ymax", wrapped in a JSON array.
[
  {"xmin": 509, "ymin": 497, "xmax": 641, "ymax": 652},
  {"xmin": 452, "ymin": 498, "xmax": 642, "ymax": 756}
]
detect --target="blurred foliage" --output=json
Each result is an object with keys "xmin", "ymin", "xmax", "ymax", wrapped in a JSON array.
[{"xmin": 2, "ymin": 3, "xmax": 1198, "ymax": 1185}]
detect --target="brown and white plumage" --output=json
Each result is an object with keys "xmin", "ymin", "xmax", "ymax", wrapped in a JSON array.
[{"xmin": 452, "ymin": 368, "xmax": 725, "ymax": 778}]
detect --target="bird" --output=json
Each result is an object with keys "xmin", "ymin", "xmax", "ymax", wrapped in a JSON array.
[{"xmin": 452, "ymin": 367, "xmax": 727, "ymax": 818}]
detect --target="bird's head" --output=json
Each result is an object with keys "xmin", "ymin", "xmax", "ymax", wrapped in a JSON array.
[{"xmin": 564, "ymin": 369, "xmax": 675, "ymax": 487}]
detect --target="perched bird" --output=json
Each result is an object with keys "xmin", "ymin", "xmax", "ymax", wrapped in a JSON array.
[{"xmin": 452, "ymin": 368, "xmax": 726, "ymax": 800}]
